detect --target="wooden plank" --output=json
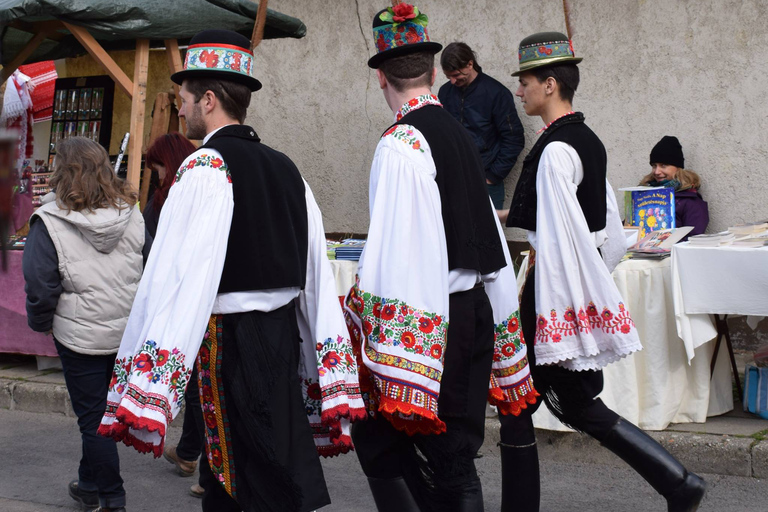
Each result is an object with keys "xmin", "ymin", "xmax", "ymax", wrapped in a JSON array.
[
  {"xmin": 140, "ymin": 92, "xmax": 174, "ymax": 209},
  {"xmin": 126, "ymin": 39, "xmax": 150, "ymax": 194},
  {"xmin": 164, "ymin": 39, "xmax": 186, "ymax": 134},
  {"xmin": 0, "ymin": 31, "xmax": 48, "ymax": 83},
  {"xmin": 250, "ymin": 0, "xmax": 269, "ymax": 49},
  {"xmin": 62, "ymin": 22, "xmax": 134, "ymax": 99}
]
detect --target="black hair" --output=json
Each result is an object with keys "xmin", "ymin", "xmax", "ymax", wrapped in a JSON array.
[
  {"xmin": 440, "ymin": 42, "xmax": 483, "ymax": 73},
  {"xmin": 529, "ymin": 63, "xmax": 580, "ymax": 103},
  {"xmin": 379, "ymin": 51, "xmax": 435, "ymax": 93}
]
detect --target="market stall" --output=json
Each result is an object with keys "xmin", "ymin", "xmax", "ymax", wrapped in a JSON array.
[{"xmin": 0, "ymin": 0, "xmax": 306, "ymax": 357}]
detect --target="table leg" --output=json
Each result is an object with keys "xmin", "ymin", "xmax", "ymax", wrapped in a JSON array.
[{"xmin": 710, "ymin": 314, "xmax": 743, "ymax": 404}]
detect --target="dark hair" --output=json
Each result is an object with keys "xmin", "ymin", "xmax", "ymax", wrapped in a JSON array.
[
  {"xmin": 184, "ymin": 77, "xmax": 252, "ymax": 123},
  {"xmin": 440, "ymin": 42, "xmax": 482, "ymax": 73},
  {"xmin": 379, "ymin": 51, "xmax": 435, "ymax": 92},
  {"xmin": 51, "ymin": 137, "xmax": 137, "ymax": 212},
  {"xmin": 145, "ymin": 132, "xmax": 197, "ymax": 211},
  {"xmin": 529, "ymin": 63, "xmax": 580, "ymax": 103}
]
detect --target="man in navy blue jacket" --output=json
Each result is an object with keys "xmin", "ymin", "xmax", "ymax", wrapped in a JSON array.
[{"xmin": 438, "ymin": 42, "xmax": 525, "ymax": 208}]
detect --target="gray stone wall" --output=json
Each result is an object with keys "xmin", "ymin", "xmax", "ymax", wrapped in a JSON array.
[{"xmin": 248, "ymin": 0, "xmax": 768, "ymax": 237}]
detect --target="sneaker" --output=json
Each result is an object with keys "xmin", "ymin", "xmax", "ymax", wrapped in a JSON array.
[
  {"xmin": 190, "ymin": 483, "xmax": 204, "ymax": 498},
  {"xmin": 69, "ymin": 480, "xmax": 98, "ymax": 510},
  {"xmin": 163, "ymin": 446, "xmax": 197, "ymax": 477}
]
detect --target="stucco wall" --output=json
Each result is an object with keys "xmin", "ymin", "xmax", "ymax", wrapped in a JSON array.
[{"xmin": 248, "ymin": 0, "xmax": 768, "ymax": 237}]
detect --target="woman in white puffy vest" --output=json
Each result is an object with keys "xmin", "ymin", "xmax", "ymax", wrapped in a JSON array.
[{"xmin": 23, "ymin": 137, "xmax": 147, "ymax": 512}]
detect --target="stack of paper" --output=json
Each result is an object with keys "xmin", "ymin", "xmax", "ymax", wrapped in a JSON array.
[
  {"xmin": 728, "ymin": 222, "xmax": 768, "ymax": 236},
  {"xmin": 732, "ymin": 235, "xmax": 768, "ymax": 248},
  {"xmin": 327, "ymin": 239, "xmax": 366, "ymax": 261},
  {"xmin": 688, "ymin": 232, "xmax": 736, "ymax": 247}
]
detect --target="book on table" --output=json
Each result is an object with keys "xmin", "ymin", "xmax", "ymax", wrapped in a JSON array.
[
  {"xmin": 687, "ymin": 232, "xmax": 736, "ymax": 247},
  {"xmin": 627, "ymin": 226, "xmax": 693, "ymax": 258},
  {"xmin": 619, "ymin": 186, "xmax": 675, "ymax": 239}
]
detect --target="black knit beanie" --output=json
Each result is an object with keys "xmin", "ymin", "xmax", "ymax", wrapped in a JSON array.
[{"xmin": 649, "ymin": 136, "xmax": 685, "ymax": 168}]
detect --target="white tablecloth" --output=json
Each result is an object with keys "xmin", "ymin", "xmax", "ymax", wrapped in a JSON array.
[
  {"xmin": 672, "ymin": 244, "xmax": 768, "ymax": 352},
  {"xmin": 526, "ymin": 257, "xmax": 733, "ymax": 431},
  {"xmin": 329, "ymin": 260, "xmax": 358, "ymax": 297}
]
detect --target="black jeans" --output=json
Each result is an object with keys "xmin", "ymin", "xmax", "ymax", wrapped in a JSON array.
[
  {"xmin": 499, "ymin": 266, "xmax": 619, "ymax": 446},
  {"xmin": 176, "ymin": 365, "xmax": 205, "ymax": 461},
  {"xmin": 55, "ymin": 339, "xmax": 126, "ymax": 508}
]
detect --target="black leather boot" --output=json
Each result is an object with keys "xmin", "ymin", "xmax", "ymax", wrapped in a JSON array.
[
  {"xmin": 367, "ymin": 476, "xmax": 421, "ymax": 512},
  {"xmin": 601, "ymin": 418, "xmax": 706, "ymax": 512},
  {"xmin": 499, "ymin": 441, "xmax": 540, "ymax": 512}
]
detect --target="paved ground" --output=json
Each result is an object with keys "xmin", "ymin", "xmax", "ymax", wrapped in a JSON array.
[{"xmin": 2, "ymin": 409, "xmax": 768, "ymax": 512}]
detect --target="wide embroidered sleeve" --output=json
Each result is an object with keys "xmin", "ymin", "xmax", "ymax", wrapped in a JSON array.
[
  {"xmin": 345, "ymin": 125, "xmax": 451, "ymax": 435},
  {"xmin": 533, "ymin": 142, "xmax": 642, "ymax": 371},
  {"xmin": 483, "ymin": 198, "xmax": 539, "ymax": 415},
  {"xmin": 99, "ymin": 149, "xmax": 234, "ymax": 456},
  {"xmin": 294, "ymin": 179, "xmax": 367, "ymax": 457}
]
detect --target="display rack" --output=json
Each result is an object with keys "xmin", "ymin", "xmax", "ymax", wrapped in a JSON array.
[{"xmin": 32, "ymin": 75, "xmax": 115, "ymax": 208}]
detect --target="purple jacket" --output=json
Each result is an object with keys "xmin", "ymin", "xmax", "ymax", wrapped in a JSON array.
[{"xmin": 676, "ymin": 188, "xmax": 709, "ymax": 238}]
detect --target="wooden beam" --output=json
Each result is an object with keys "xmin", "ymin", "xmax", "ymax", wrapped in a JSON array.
[
  {"xmin": 0, "ymin": 31, "xmax": 48, "ymax": 83},
  {"xmin": 164, "ymin": 39, "xmax": 186, "ymax": 134},
  {"xmin": 62, "ymin": 22, "xmax": 134, "ymax": 99},
  {"xmin": 126, "ymin": 39, "xmax": 150, "ymax": 191},
  {"xmin": 250, "ymin": 0, "xmax": 269, "ymax": 49}
]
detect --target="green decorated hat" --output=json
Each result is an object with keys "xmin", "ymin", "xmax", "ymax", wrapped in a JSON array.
[
  {"xmin": 512, "ymin": 31, "xmax": 582, "ymax": 77},
  {"xmin": 368, "ymin": 2, "xmax": 442, "ymax": 69}
]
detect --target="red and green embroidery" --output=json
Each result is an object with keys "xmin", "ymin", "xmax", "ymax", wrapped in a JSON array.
[
  {"xmin": 198, "ymin": 315, "xmax": 236, "ymax": 498},
  {"xmin": 175, "ymin": 153, "xmax": 232, "ymax": 183},
  {"xmin": 382, "ymin": 124, "xmax": 425, "ymax": 152},
  {"xmin": 109, "ymin": 339, "xmax": 189, "ymax": 411},
  {"xmin": 535, "ymin": 301, "xmax": 635, "ymax": 344},
  {"xmin": 395, "ymin": 93, "xmax": 442, "ymax": 121},
  {"xmin": 492, "ymin": 311, "xmax": 524, "ymax": 362},
  {"xmin": 346, "ymin": 286, "xmax": 447, "ymax": 362}
]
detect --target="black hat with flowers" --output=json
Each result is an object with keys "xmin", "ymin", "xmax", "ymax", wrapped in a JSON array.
[
  {"xmin": 512, "ymin": 31, "xmax": 582, "ymax": 77},
  {"xmin": 171, "ymin": 29, "xmax": 262, "ymax": 91},
  {"xmin": 368, "ymin": 2, "xmax": 442, "ymax": 69}
]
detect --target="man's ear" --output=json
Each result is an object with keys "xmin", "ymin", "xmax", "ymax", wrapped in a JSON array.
[
  {"xmin": 545, "ymin": 76, "xmax": 558, "ymax": 96},
  {"xmin": 376, "ymin": 68, "xmax": 387, "ymax": 90},
  {"xmin": 201, "ymin": 89, "xmax": 217, "ymax": 114}
]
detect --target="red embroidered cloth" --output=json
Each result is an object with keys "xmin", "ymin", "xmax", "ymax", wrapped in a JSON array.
[{"xmin": 18, "ymin": 61, "xmax": 57, "ymax": 123}]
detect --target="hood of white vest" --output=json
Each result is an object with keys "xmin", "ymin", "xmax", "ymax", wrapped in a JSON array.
[{"xmin": 40, "ymin": 193, "xmax": 138, "ymax": 254}]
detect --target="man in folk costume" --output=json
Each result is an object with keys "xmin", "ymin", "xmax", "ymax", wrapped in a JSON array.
[
  {"xmin": 345, "ymin": 3, "xmax": 538, "ymax": 511},
  {"xmin": 98, "ymin": 30, "xmax": 366, "ymax": 512},
  {"xmin": 498, "ymin": 32, "xmax": 706, "ymax": 512}
]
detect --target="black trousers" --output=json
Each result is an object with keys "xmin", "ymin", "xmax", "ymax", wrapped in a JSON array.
[
  {"xmin": 55, "ymin": 340, "xmax": 126, "ymax": 509},
  {"xmin": 176, "ymin": 365, "xmax": 205, "ymax": 462},
  {"xmin": 199, "ymin": 304, "xmax": 330, "ymax": 512},
  {"xmin": 352, "ymin": 286, "xmax": 495, "ymax": 508},
  {"xmin": 499, "ymin": 266, "xmax": 619, "ymax": 446}
]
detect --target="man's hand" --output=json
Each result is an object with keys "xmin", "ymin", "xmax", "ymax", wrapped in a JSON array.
[
  {"xmin": 486, "ymin": 178, "xmax": 493, "ymax": 185},
  {"xmin": 496, "ymin": 209, "xmax": 509, "ymax": 224}
]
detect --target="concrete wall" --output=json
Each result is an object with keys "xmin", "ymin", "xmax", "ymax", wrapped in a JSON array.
[{"xmin": 248, "ymin": 0, "xmax": 768, "ymax": 237}]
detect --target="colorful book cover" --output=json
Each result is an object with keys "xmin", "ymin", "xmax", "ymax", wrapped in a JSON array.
[{"xmin": 620, "ymin": 186, "xmax": 676, "ymax": 238}]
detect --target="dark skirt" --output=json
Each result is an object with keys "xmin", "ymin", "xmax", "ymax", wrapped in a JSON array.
[{"xmin": 197, "ymin": 303, "xmax": 330, "ymax": 512}]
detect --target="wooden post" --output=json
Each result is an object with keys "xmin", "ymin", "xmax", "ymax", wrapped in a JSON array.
[
  {"xmin": 0, "ymin": 31, "xmax": 48, "ymax": 83},
  {"xmin": 250, "ymin": 0, "xmax": 269, "ymax": 49},
  {"xmin": 164, "ymin": 39, "xmax": 186, "ymax": 134},
  {"xmin": 63, "ymin": 22, "xmax": 134, "ymax": 99},
  {"xmin": 127, "ymin": 39, "xmax": 150, "ymax": 193}
]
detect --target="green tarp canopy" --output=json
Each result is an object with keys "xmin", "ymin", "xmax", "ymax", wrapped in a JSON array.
[{"xmin": 0, "ymin": 0, "xmax": 306, "ymax": 65}]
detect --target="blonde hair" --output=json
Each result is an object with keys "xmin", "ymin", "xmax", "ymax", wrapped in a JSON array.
[
  {"xmin": 639, "ymin": 168, "xmax": 702, "ymax": 191},
  {"xmin": 50, "ymin": 137, "xmax": 137, "ymax": 212}
]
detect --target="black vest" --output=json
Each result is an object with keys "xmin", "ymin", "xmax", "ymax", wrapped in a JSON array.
[
  {"xmin": 507, "ymin": 112, "xmax": 607, "ymax": 232},
  {"xmin": 202, "ymin": 125, "xmax": 308, "ymax": 293},
  {"xmin": 392, "ymin": 105, "xmax": 506, "ymax": 275}
]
